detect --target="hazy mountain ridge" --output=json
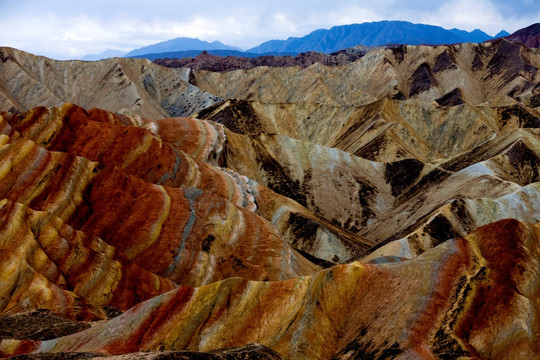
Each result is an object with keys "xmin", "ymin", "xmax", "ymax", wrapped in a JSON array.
[
  {"xmin": 81, "ymin": 49, "xmax": 127, "ymax": 61},
  {"xmin": 149, "ymin": 25, "xmax": 540, "ymax": 73},
  {"xmin": 82, "ymin": 20, "xmax": 516, "ymax": 61},
  {"xmin": 153, "ymin": 47, "xmax": 371, "ymax": 71},
  {"xmin": 247, "ymin": 20, "xmax": 502, "ymax": 54},
  {"xmin": 128, "ymin": 49, "xmax": 300, "ymax": 60},
  {"xmin": 125, "ymin": 37, "xmax": 241, "ymax": 57}
]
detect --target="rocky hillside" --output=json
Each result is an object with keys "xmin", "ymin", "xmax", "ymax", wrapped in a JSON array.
[
  {"xmin": 153, "ymin": 47, "xmax": 370, "ymax": 72},
  {"xmin": 504, "ymin": 23, "xmax": 540, "ymax": 48},
  {"xmin": 0, "ymin": 47, "xmax": 221, "ymax": 118},
  {"xmin": 188, "ymin": 39, "xmax": 540, "ymax": 107},
  {"xmin": 0, "ymin": 38, "xmax": 539, "ymax": 359}
]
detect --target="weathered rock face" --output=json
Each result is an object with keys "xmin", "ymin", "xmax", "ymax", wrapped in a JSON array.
[
  {"xmin": 0, "ymin": 47, "xmax": 222, "ymax": 118},
  {"xmin": 1, "ymin": 219, "xmax": 538, "ymax": 359},
  {"xmin": 190, "ymin": 107, "xmax": 540, "ymax": 260},
  {"xmin": 195, "ymin": 98, "xmax": 540, "ymax": 162},
  {"xmin": 0, "ymin": 37, "xmax": 540, "ymax": 359},
  {"xmin": 0, "ymin": 104, "xmax": 323, "ymax": 324},
  {"xmin": 2, "ymin": 103, "xmax": 357, "ymax": 266},
  {"xmin": 504, "ymin": 23, "xmax": 540, "ymax": 48},
  {"xmin": 192, "ymin": 92, "xmax": 540, "ymax": 262},
  {"xmin": 154, "ymin": 48, "xmax": 370, "ymax": 71},
  {"xmin": 189, "ymin": 40, "xmax": 540, "ymax": 108}
]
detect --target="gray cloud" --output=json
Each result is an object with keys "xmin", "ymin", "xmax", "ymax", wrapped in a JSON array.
[{"xmin": 0, "ymin": 0, "xmax": 538, "ymax": 59}]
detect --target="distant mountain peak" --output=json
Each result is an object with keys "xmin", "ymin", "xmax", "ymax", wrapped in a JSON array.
[
  {"xmin": 81, "ymin": 49, "xmax": 126, "ymax": 61},
  {"xmin": 125, "ymin": 37, "xmax": 241, "ymax": 57},
  {"xmin": 248, "ymin": 20, "xmax": 502, "ymax": 54}
]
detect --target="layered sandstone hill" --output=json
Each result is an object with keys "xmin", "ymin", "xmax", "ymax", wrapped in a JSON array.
[
  {"xmin": 0, "ymin": 37, "xmax": 539, "ymax": 359},
  {"xmin": 2, "ymin": 219, "xmax": 539, "ymax": 359},
  {"xmin": 0, "ymin": 104, "xmax": 330, "ymax": 321},
  {"xmin": 188, "ymin": 39, "xmax": 540, "ymax": 108},
  {"xmin": 195, "ymin": 98, "xmax": 540, "ymax": 162},
  {"xmin": 0, "ymin": 47, "xmax": 221, "ymax": 118},
  {"xmin": 153, "ymin": 47, "xmax": 370, "ymax": 71},
  {"xmin": 0, "ymin": 103, "xmax": 539, "ymax": 359}
]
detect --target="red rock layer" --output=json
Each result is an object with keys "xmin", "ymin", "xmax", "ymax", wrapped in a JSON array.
[
  {"xmin": 153, "ymin": 49, "xmax": 368, "ymax": 72},
  {"xmin": 0, "ymin": 106, "xmax": 319, "ymax": 319},
  {"xmin": 4, "ymin": 104, "xmax": 366, "ymax": 265},
  {"xmin": 1, "ymin": 219, "xmax": 537, "ymax": 359},
  {"xmin": 6, "ymin": 104, "xmax": 255, "ymax": 211},
  {"xmin": 0, "ymin": 199, "xmax": 175, "ymax": 318}
]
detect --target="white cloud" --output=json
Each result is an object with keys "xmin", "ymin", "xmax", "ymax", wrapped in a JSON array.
[
  {"xmin": 0, "ymin": 0, "xmax": 538, "ymax": 59},
  {"xmin": 272, "ymin": 11, "xmax": 298, "ymax": 33},
  {"xmin": 326, "ymin": 6, "xmax": 384, "ymax": 26},
  {"xmin": 57, "ymin": 31, "xmax": 93, "ymax": 43},
  {"xmin": 420, "ymin": 0, "xmax": 535, "ymax": 34}
]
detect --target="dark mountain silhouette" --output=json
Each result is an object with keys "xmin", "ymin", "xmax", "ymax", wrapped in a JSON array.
[{"xmin": 248, "ymin": 20, "xmax": 501, "ymax": 54}]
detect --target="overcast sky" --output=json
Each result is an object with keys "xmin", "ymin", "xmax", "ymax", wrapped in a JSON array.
[{"xmin": 1, "ymin": 0, "xmax": 539, "ymax": 59}]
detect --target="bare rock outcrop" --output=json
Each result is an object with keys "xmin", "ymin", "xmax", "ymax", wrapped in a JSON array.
[
  {"xmin": 154, "ymin": 48, "xmax": 369, "ymax": 72},
  {"xmin": 0, "ymin": 47, "xmax": 222, "ymax": 118},
  {"xmin": 2, "ymin": 219, "xmax": 538, "ymax": 359},
  {"xmin": 0, "ymin": 36, "xmax": 540, "ymax": 359},
  {"xmin": 189, "ymin": 40, "xmax": 540, "ymax": 108}
]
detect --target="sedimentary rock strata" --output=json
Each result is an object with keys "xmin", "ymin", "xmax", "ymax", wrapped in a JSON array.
[
  {"xmin": 0, "ymin": 37, "xmax": 539, "ymax": 359},
  {"xmin": 1, "ymin": 219, "xmax": 538, "ymax": 359},
  {"xmin": 189, "ymin": 39, "xmax": 540, "ymax": 107},
  {"xmin": 2, "ymin": 103, "xmax": 357, "ymax": 265},
  {"xmin": 0, "ymin": 105, "xmax": 325, "ymax": 323},
  {"xmin": 0, "ymin": 47, "xmax": 221, "ymax": 118},
  {"xmin": 154, "ymin": 48, "xmax": 370, "ymax": 71},
  {"xmin": 195, "ymin": 98, "xmax": 540, "ymax": 162}
]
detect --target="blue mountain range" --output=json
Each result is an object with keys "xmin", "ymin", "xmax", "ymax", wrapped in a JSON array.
[
  {"xmin": 248, "ymin": 21, "xmax": 508, "ymax": 54},
  {"xmin": 125, "ymin": 37, "xmax": 241, "ymax": 57},
  {"xmin": 84, "ymin": 21, "xmax": 510, "ymax": 60}
]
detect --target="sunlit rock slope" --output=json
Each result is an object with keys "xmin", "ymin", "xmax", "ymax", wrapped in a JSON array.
[
  {"xmin": 0, "ymin": 36, "xmax": 539, "ymax": 359},
  {"xmin": 0, "ymin": 47, "xmax": 221, "ymax": 118}
]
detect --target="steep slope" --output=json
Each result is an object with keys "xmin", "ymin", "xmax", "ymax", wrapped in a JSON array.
[
  {"xmin": 0, "ymin": 104, "xmax": 328, "ymax": 322},
  {"xmin": 191, "ymin": 40, "xmax": 540, "ymax": 108},
  {"xmin": 248, "ymin": 21, "xmax": 496, "ymax": 54},
  {"xmin": 0, "ymin": 47, "xmax": 222, "ymax": 118},
  {"xmin": 0, "ymin": 199, "xmax": 175, "ymax": 319},
  {"xmin": 2, "ymin": 104, "xmax": 366, "ymax": 265},
  {"xmin": 504, "ymin": 23, "xmax": 540, "ymax": 48},
  {"xmin": 2, "ymin": 219, "xmax": 538, "ymax": 359},
  {"xmin": 214, "ymin": 127, "xmax": 540, "ymax": 253},
  {"xmin": 195, "ymin": 98, "xmax": 540, "ymax": 162},
  {"xmin": 193, "ymin": 97, "xmax": 540, "ymax": 256}
]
